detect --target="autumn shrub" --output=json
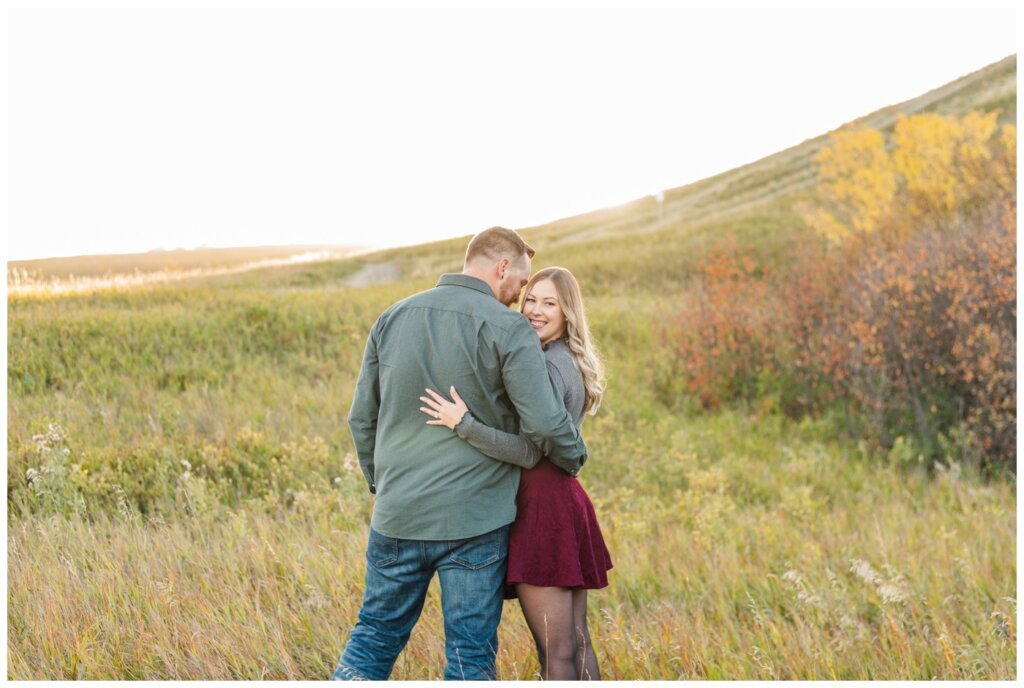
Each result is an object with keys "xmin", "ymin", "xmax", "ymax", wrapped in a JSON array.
[
  {"xmin": 818, "ymin": 203, "xmax": 1016, "ymax": 470},
  {"xmin": 668, "ymin": 111, "xmax": 1015, "ymax": 470},
  {"xmin": 797, "ymin": 111, "xmax": 1017, "ymax": 470},
  {"xmin": 665, "ymin": 235, "xmax": 794, "ymax": 410}
]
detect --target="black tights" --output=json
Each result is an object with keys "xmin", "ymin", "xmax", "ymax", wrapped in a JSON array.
[{"xmin": 516, "ymin": 584, "xmax": 600, "ymax": 680}]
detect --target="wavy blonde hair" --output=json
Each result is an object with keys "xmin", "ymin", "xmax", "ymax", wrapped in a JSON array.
[{"xmin": 521, "ymin": 267, "xmax": 606, "ymax": 415}]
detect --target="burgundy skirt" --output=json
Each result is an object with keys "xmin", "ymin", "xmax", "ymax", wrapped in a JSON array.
[{"xmin": 505, "ymin": 458, "xmax": 613, "ymax": 598}]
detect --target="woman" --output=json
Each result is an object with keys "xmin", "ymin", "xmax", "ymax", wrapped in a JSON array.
[{"xmin": 418, "ymin": 266, "xmax": 612, "ymax": 681}]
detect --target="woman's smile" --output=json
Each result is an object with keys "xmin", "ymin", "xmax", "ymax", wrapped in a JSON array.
[{"xmin": 522, "ymin": 278, "xmax": 566, "ymax": 345}]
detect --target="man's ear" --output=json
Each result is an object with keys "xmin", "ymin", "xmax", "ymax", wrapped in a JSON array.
[{"xmin": 497, "ymin": 257, "xmax": 510, "ymax": 279}]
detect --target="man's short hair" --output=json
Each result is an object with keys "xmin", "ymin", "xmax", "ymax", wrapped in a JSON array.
[{"xmin": 464, "ymin": 227, "xmax": 536, "ymax": 267}]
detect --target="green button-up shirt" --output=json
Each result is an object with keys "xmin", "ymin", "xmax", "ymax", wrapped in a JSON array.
[{"xmin": 347, "ymin": 273, "xmax": 588, "ymax": 540}]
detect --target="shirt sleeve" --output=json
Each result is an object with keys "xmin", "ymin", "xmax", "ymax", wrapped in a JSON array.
[
  {"xmin": 498, "ymin": 320, "xmax": 587, "ymax": 474},
  {"xmin": 347, "ymin": 318, "xmax": 383, "ymax": 493},
  {"xmin": 546, "ymin": 358, "xmax": 568, "ymax": 402}
]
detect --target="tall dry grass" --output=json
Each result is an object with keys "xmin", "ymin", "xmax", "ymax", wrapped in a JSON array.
[{"xmin": 7, "ymin": 408, "xmax": 1015, "ymax": 679}]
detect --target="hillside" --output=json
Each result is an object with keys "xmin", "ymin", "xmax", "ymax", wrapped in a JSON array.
[
  {"xmin": 198, "ymin": 54, "xmax": 1017, "ymax": 295},
  {"xmin": 521, "ymin": 54, "xmax": 1016, "ymax": 248}
]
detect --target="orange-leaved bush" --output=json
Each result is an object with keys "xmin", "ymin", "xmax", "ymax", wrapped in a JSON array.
[{"xmin": 668, "ymin": 110, "xmax": 1015, "ymax": 471}]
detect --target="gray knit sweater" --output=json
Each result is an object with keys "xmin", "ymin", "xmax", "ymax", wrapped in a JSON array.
[{"xmin": 454, "ymin": 337, "xmax": 587, "ymax": 476}]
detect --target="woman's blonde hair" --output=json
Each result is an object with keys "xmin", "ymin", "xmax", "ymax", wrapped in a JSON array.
[{"xmin": 521, "ymin": 267, "xmax": 606, "ymax": 415}]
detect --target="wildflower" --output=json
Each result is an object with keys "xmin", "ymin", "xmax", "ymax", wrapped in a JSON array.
[
  {"xmin": 850, "ymin": 558, "xmax": 882, "ymax": 586},
  {"xmin": 31, "ymin": 423, "xmax": 65, "ymax": 453},
  {"xmin": 342, "ymin": 453, "xmax": 357, "ymax": 473},
  {"xmin": 879, "ymin": 583, "xmax": 907, "ymax": 604}
]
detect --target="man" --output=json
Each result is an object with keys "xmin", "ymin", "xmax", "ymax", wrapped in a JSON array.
[{"xmin": 332, "ymin": 227, "xmax": 587, "ymax": 681}]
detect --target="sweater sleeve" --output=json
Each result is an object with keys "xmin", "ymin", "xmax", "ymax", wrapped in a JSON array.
[
  {"xmin": 454, "ymin": 413, "xmax": 543, "ymax": 469},
  {"xmin": 538, "ymin": 358, "xmax": 585, "ymax": 475}
]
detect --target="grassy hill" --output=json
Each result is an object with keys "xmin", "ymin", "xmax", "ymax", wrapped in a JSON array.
[
  {"xmin": 264, "ymin": 54, "xmax": 1014, "ymax": 292},
  {"xmin": 6, "ymin": 56, "xmax": 1016, "ymax": 680}
]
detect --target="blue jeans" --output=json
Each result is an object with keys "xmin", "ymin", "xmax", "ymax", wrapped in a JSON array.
[{"xmin": 332, "ymin": 524, "xmax": 510, "ymax": 681}]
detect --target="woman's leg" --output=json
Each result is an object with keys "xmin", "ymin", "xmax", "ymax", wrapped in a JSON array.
[
  {"xmin": 572, "ymin": 589, "xmax": 600, "ymax": 680},
  {"xmin": 515, "ymin": 583, "xmax": 577, "ymax": 680}
]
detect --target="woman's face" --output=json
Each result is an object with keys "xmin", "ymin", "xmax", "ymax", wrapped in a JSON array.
[{"xmin": 522, "ymin": 278, "xmax": 566, "ymax": 346}]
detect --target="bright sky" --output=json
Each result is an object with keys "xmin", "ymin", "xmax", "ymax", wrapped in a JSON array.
[{"xmin": 6, "ymin": 4, "xmax": 1018, "ymax": 260}]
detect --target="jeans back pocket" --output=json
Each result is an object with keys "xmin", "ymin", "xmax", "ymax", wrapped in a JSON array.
[
  {"xmin": 448, "ymin": 525, "xmax": 509, "ymax": 570},
  {"xmin": 368, "ymin": 527, "xmax": 399, "ymax": 567}
]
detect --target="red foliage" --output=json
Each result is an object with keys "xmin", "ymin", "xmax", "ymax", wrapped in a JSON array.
[{"xmin": 668, "ymin": 202, "xmax": 1015, "ymax": 468}]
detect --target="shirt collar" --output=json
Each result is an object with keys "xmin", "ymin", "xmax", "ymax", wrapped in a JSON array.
[
  {"xmin": 436, "ymin": 273, "xmax": 497, "ymax": 299},
  {"xmin": 542, "ymin": 336, "xmax": 568, "ymax": 352}
]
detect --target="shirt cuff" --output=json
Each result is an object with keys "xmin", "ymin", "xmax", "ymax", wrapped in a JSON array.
[{"xmin": 453, "ymin": 412, "xmax": 477, "ymax": 440}]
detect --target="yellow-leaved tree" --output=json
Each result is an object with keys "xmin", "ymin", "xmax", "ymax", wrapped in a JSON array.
[
  {"xmin": 800, "ymin": 111, "xmax": 1015, "ymax": 245},
  {"xmin": 797, "ymin": 125, "xmax": 897, "ymax": 245}
]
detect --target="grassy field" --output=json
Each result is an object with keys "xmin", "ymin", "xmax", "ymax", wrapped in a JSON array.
[
  {"xmin": 6, "ymin": 56, "xmax": 1016, "ymax": 679},
  {"xmin": 8, "ymin": 407, "xmax": 1014, "ymax": 680}
]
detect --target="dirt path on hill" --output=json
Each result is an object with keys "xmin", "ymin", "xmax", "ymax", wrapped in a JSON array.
[{"xmin": 344, "ymin": 261, "xmax": 401, "ymax": 287}]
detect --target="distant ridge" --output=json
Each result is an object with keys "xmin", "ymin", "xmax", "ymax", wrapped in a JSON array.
[{"xmin": 8, "ymin": 244, "xmax": 363, "ymax": 280}]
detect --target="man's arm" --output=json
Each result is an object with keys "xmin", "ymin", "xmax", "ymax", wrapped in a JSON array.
[
  {"xmin": 499, "ymin": 321, "xmax": 587, "ymax": 474},
  {"xmin": 347, "ymin": 319, "xmax": 382, "ymax": 493}
]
